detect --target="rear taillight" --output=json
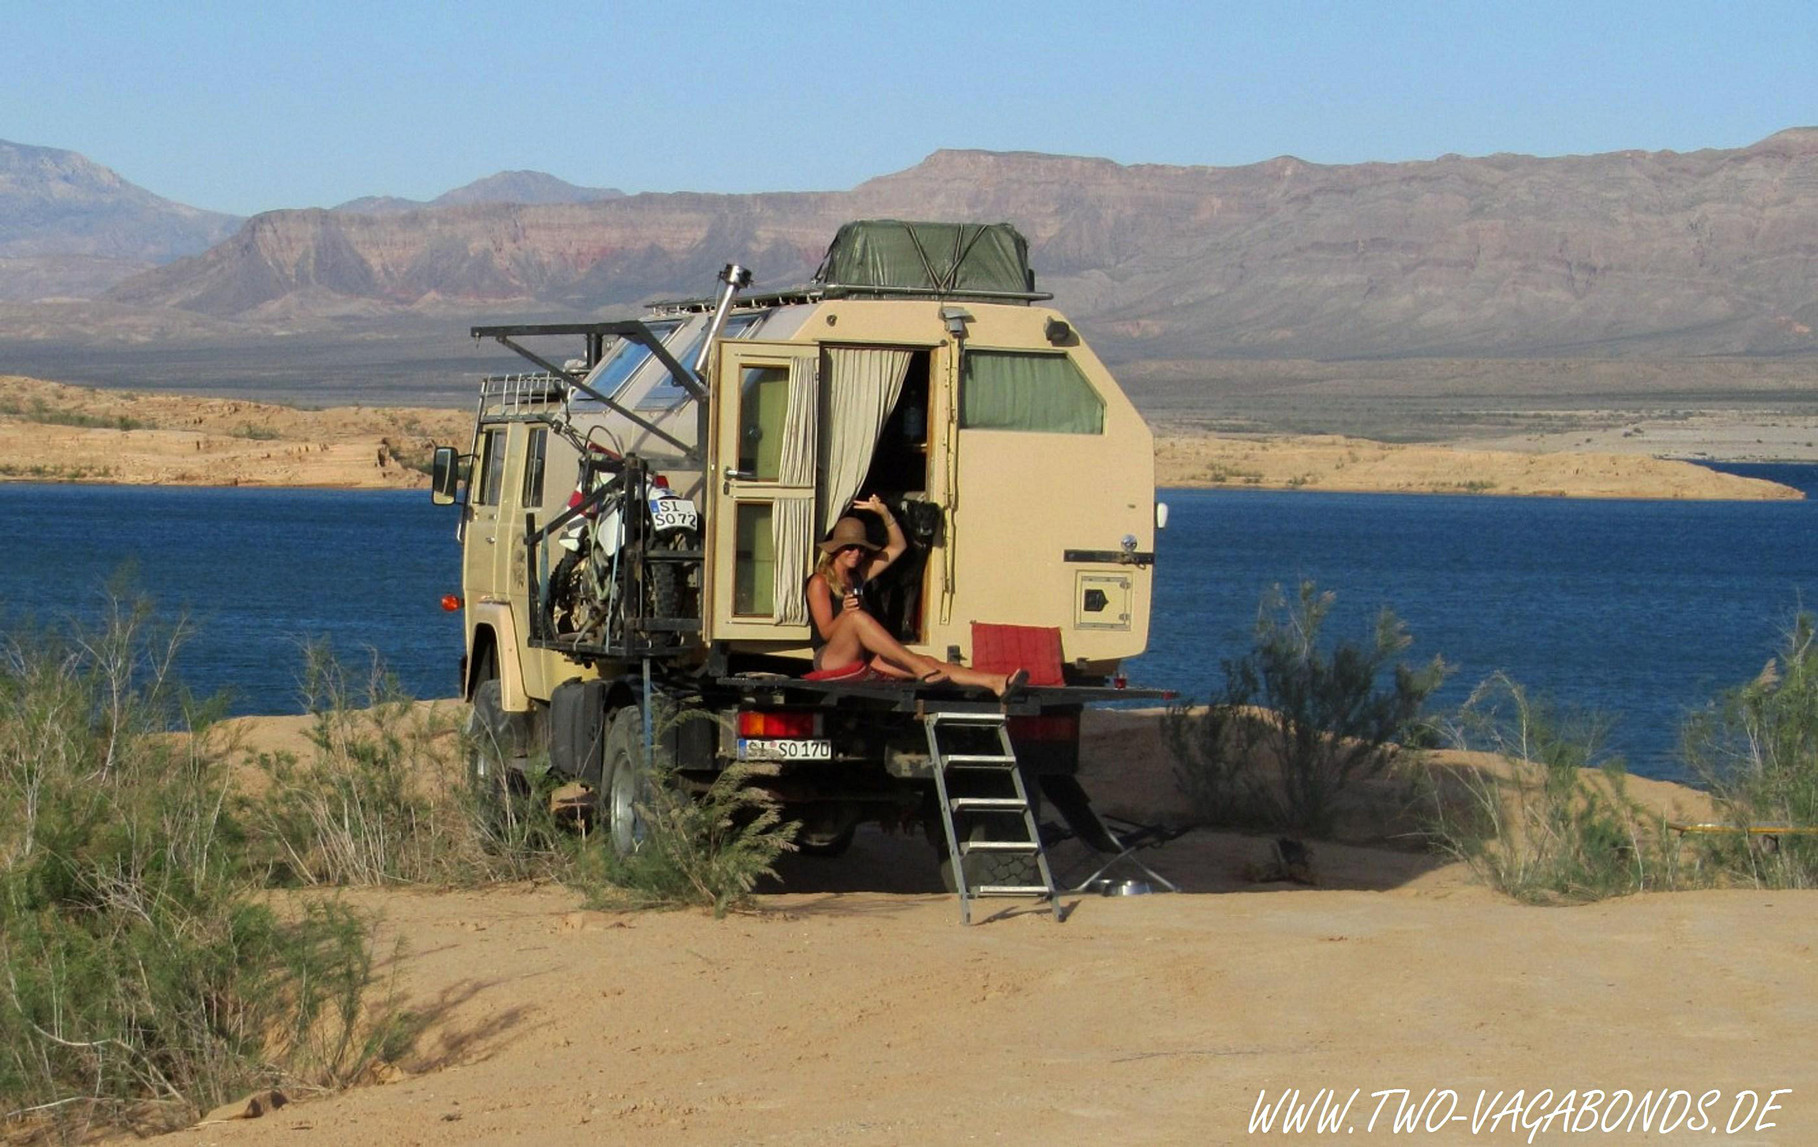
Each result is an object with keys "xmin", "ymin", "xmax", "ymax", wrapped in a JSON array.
[{"xmin": 738, "ymin": 709, "xmax": 818, "ymax": 739}]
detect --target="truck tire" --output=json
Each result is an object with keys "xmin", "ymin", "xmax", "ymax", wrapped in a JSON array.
[
  {"xmin": 937, "ymin": 827, "xmax": 1041, "ymax": 894},
  {"xmin": 466, "ymin": 678, "xmax": 524, "ymax": 827},
  {"xmin": 599, "ymin": 706, "xmax": 657, "ymax": 856},
  {"xmin": 930, "ymin": 786, "xmax": 1044, "ymax": 893},
  {"xmin": 796, "ymin": 825, "xmax": 856, "ymax": 858}
]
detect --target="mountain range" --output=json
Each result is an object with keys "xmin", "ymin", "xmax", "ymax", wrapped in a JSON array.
[{"xmin": 2, "ymin": 130, "xmax": 1817, "ymax": 399}]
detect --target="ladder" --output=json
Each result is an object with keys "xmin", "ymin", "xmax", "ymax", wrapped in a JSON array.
[{"xmin": 924, "ymin": 711, "xmax": 1060, "ymax": 925}]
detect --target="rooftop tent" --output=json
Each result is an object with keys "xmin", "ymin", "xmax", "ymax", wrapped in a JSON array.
[{"xmin": 814, "ymin": 220, "xmax": 1036, "ymax": 300}]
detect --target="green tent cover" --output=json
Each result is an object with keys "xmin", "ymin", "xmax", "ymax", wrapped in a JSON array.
[{"xmin": 815, "ymin": 220, "xmax": 1032, "ymax": 299}]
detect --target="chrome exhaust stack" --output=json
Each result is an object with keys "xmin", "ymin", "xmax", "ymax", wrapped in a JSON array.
[{"xmin": 693, "ymin": 263, "xmax": 753, "ymax": 381}]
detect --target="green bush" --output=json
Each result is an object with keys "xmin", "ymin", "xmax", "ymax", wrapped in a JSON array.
[
  {"xmin": 1425, "ymin": 674, "xmax": 1680, "ymax": 903},
  {"xmin": 1681, "ymin": 616, "xmax": 1818, "ymax": 887},
  {"xmin": 0, "ymin": 599, "xmax": 399, "ymax": 1139},
  {"xmin": 1164, "ymin": 581, "xmax": 1444, "ymax": 835},
  {"xmin": 244, "ymin": 642, "xmax": 569, "ymax": 887}
]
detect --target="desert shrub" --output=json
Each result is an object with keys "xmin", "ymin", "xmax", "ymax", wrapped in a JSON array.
[
  {"xmin": 248, "ymin": 652, "xmax": 793, "ymax": 909},
  {"xmin": 1680, "ymin": 616, "xmax": 1818, "ymax": 887},
  {"xmin": 0, "ymin": 601, "xmax": 399, "ymax": 1139},
  {"xmin": 1164, "ymin": 581, "xmax": 1444, "ymax": 835},
  {"xmin": 242, "ymin": 642, "xmax": 566, "ymax": 887},
  {"xmin": 1425, "ymin": 673, "xmax": 1681, "ymax": 903}
]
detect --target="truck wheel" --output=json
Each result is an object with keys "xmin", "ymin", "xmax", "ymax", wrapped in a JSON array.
[
  {"xmin": 796, "ymin": 825, "xmax": 856, "ymax": 858},
  {"xmin": 929, "ymin": 789, "xmax": 1043, "ymax": 893},
  {"xmin": 466, "ymin": 679, "xmax": 524, "ymax": 826},
  {"xmin": 937, "ymin": 829, "xmax": 1041, "ymax": 893},
  {"xmin": 599, "ymin": 706, "xmax": 657, "ymax": 856}
]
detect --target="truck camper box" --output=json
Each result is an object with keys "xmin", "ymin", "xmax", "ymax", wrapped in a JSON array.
[{"xmin": 433, "ymin": 220, "xmax": 1167, "ymax": 921}]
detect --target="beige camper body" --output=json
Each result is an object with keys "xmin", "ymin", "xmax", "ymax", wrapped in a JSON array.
[{"xmin": 435, "ymin": 222, "xmax": 1163, "ymax": 882}]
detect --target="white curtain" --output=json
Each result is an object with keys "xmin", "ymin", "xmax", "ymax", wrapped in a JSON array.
[
  {"xmin": 819, "ymin": 347, "xmax": 912, "ymax": 527},
  {"xmin": 772, "ymin": 356, "xmax": 819, "ymax": 625}
]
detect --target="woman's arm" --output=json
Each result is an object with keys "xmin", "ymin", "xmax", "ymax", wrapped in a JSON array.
[
  {"xmin": 807, "ymin": 573, "xmax": 838, "ymax": 639},
  {"xmin": 856, "ymin": 495, "xmax": 907, "ymax": 577}
]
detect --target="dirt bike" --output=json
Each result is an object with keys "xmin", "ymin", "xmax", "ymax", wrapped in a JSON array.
[{"xmin": 547, "ymin": 442, "xmax": 700, "ymax": 647}]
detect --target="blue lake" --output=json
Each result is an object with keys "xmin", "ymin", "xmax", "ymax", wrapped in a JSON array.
[
  {"xmin": 5, "ymin": 472, "xmax": 1817, "ymax": 782},
  {"xmin": 0, "ymin": 485, "xmax": 464, "ymax": 714}
]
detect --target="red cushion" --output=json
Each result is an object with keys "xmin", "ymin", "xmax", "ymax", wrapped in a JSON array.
[
  {"xmin": 804, "ymin": 661, "xmax": 878, "ymax": 682},
  {"xmin": 970, "ymin": 623, "xmax": 1065, "ymax": 686}
]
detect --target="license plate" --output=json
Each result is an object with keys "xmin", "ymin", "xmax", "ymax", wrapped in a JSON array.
[
  {"xmin": 649, "ymin": 496, "xmax": 698, "ymax": 532},
  {"xmin": 737, "ymin": 738, "xmax": 832, "ymax": 762}
]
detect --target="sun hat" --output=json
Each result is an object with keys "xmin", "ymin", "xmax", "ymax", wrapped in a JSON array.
[{"xmin": 818, "ymin": 516, "xmax": 880, "ymax": 554}]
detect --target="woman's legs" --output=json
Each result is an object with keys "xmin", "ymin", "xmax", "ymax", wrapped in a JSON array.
[{"xmin": 819, "ymin": 610, "xmax": 1021, "ymax": 696}]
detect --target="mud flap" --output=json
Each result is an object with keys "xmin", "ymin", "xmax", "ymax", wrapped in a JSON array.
[{"xmin": 549, "ymin": 678, "xmax": 609, "ymax": 784}]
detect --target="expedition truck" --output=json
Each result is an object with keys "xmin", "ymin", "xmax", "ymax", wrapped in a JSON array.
[{"xmin": 430, "ymin": 220, "xmax": 1166, "ymax": 920}]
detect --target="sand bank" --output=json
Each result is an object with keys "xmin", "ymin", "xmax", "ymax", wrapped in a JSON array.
[
  {"xmin": 1, "ymin": 376, "xmax": 1800, "ymax": 500},
  {"xmin": 1156, "ymin": 432, "xmax": 1801, "ymax": 499}
]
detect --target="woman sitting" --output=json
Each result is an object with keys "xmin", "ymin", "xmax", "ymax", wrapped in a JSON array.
[{"xmin": 807, "ymin": 496, "xmax": 1025, "ymax": 697}]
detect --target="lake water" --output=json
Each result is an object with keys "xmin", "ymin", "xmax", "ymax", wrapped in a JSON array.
[
  {"xmin": 5, "ymin": 472, "xmax": 1816, "ymax": 781},
  {"xmin": 0, "ymin": 485, "xmax": 463, "ymax": 714}
]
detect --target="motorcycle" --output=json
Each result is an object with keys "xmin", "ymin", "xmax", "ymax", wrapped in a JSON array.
[{"xmin": 549, "ymin": 447, "xmax": 700, "ymax": 644}]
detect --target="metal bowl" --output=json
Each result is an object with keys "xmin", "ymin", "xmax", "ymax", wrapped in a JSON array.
[{"xmin": 1090, "ymin": 878, "xmax": 1153, "ymax": 896}]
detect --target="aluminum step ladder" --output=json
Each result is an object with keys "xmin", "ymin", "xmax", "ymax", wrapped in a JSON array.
[{"xmin": 924, "ymin": 710, "xmax": 1060, "ymax": 925}]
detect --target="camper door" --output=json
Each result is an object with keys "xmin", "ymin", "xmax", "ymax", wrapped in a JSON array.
[{"xmin": 708, "ymin": 344, "xmax": 819, "ymax": 641}]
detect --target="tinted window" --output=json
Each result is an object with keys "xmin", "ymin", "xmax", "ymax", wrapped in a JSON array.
[
  {"xmin": 960, "ymin": 350, "xmax": 1105, "ymax": 435},
  {"xmin": 577, "ymin": 321, "xmax": 682, "ymax": 404},
  {"xmin": 522, "ymin": 427, "xmax": 547, "ymax": 506},
  {"xmin": 476, "ymin": 430, "xmax": 507, "ymax": 506},
  {"xmin": 639, "ymin": 314, "xmax": 764, "ymax": 410}
]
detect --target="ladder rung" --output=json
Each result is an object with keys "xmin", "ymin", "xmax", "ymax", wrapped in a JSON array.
[
  {"xmin": 950, "ymin": 797, "xmax": 1028, "ymax": 811},
  {"xmin": 961, "ymin": 840, "xmax": 1039, "ymax": 854},
  {"xmin": 974, "ymin": 885, "xmax": 1051, "ymax": 896},
  {"xmin": 939, "ymin": 754, "xmax": 1017, "ymax": 766}
]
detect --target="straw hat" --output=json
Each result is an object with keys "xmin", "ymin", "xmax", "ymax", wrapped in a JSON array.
[{"xmin": 818, "ymin": 516, "xmax": 880, "ymax": 554}]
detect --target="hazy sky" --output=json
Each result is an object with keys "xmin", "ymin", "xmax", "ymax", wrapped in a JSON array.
[{"xmin": 7, "ymin": 0, "xmax": 1815, "ymax": 217}]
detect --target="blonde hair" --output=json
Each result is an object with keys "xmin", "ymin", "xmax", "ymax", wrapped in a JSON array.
[{"xmin": 813, "ymin": 549, "xmax": 850, "ymax": 595}]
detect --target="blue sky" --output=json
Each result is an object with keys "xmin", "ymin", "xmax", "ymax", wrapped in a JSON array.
[{"xmin": 6, "ymin": 0, "xmax": 1815, "ymax": 217}]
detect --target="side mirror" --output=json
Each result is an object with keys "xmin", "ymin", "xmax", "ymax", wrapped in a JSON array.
[{"xmin": 430, "ymin": 446, "xmax": 460, "ymax": 506}]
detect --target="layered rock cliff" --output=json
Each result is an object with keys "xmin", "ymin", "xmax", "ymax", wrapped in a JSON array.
[{"xmin": 102, "ymin": 131, "xmax": 1818, "ymax": 360}]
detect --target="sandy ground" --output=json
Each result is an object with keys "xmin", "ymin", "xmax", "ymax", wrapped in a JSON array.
[
  {"xmin": 0, "ymin": 376, "xmax": 469, "ymax": 488},
  {"xmin": 1469, "ymin": 410, "xmax": 1818, "ymax": 464},
  {"xmin": 150, "ymin": 708, "xmax": 1815, "ymax": 1146},
  {"xmin": 2, "ymin": 376, "xmax": 1801, "ymax": 500}
]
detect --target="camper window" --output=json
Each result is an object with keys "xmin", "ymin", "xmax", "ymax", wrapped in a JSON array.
[
  {"xmin": 738, "ymin": 366, "xmax": 791, "ymax": 480},
  {"xmin": 639, "ymin": 314, "xmax": 764, "ymax": 410},
  {"xmin": 733, "ymin": 502, "xmax": 775, "ymax": 615},
  {"xmin": 574, "ymin": 320, "xmax": 683, "ymax": 406},
  {"xmin": 960, "ymin": 350, "xmax": 1105, "ymax": 435}
]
